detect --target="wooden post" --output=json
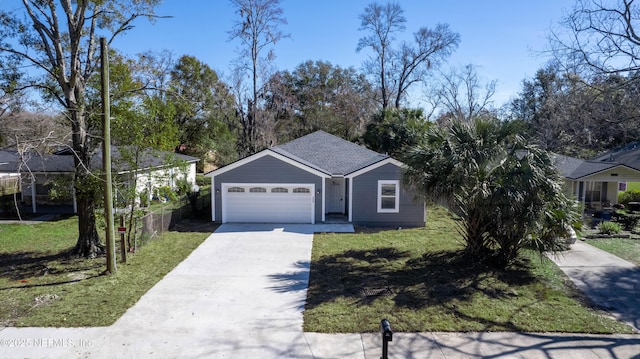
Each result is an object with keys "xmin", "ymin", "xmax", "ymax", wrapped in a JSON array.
[
  {"xmin": 101, "ymin": 37, "xmax": 116, "ymax": 274},
  {"xmin": 120, "ymin": 215, "xmax": 126, "ymax": 263}
]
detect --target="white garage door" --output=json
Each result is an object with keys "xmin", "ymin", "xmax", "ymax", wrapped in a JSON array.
[{"xmin": 222, "ymin": 183, "xmax": 315, "ymax": 223}]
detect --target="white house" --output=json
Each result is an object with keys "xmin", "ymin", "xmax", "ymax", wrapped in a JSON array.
[{"xmin": 0, "ymin": 147, "xmax": 199, "ymax": 213}]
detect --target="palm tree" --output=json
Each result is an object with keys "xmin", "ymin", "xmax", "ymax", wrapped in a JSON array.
[
  {"xmin": 404, "ymin": 117, "xmax": 576, "ymax": 266},
  {"xmin": 486, "ymin": 143, "xmax": 576, "ymax": 265}
]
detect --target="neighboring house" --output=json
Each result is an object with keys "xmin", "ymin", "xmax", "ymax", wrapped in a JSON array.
[
  {"xmin": 0, "ymin": 147, "xmax": 199, "ymax": 213},
  {"xmin": 0, "ymin": 150, "xmax": 21, "ymax": 197},
  {"xmin": 206, "ymin": 131, "xmax": 426, "ymax": 227},
  {"xmin": 556, "ymin": 142, "xmax": 640, "ymax": 211}
]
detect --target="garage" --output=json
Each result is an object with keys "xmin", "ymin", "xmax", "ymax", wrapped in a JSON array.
[{"xmin": 221, "ymin": 183, "xmax": 315, "ymax": 223}]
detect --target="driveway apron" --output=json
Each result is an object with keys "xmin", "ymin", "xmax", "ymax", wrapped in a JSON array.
[{"xmin": 72, "ymin": 224, "xmax": 316, "ymax": 358}]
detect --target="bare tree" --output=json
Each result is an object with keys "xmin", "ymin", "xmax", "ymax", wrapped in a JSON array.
[
  {"xmin": 550, "ymin": 0, "xmax": 640, "ymax": 76},
  {"xmin": 509, "ymin": 63, "xmax": 640, "ymax": 157},
  {"xmin": 357, "ymin": 1, "xmax": 460, "ymax": 109},
  {"xmin": 228, "ymin": 0, "xmax": 289, "ymax": 155},
  {"xmin": 427, "ymin": 64, "xmax": 497, "ymax": 122},
  {"xmin": 0, "ymin": 0, "xmax": 162, "ymax": 258},
  {"xmin": 357, "ymin": 2, "xmax": 406, "ymax": 110}
]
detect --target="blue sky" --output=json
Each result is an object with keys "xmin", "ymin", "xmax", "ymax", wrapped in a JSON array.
[
  {"xmin": 4, "ymin": 0, "xmax": 577, "ymax": 108},
  {"xmin": 113, "ymin": 0, "xmax": 576, "ymax": 108}
]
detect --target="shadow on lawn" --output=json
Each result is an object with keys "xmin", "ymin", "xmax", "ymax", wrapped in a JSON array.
[
  {"xmin": 0, "ymin": 249, "xmax": 102, "ymax": 285},
  {"xmin": 305, "ymin": 247, "xmax": 539, "ymax": 330},
  {"xmin": 170, "ymin": 219, "xmax": 220, "ymax": 233}
]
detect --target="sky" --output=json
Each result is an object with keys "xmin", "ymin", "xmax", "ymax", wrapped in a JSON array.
[{"xmin": 4, "ymin": 0, "xmax": 578, "ymax": 109}]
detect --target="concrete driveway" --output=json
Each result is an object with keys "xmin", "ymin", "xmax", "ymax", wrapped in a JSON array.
[{"xmin": 71, "ymin": 223, "xmax": 321, "ymax": 358}]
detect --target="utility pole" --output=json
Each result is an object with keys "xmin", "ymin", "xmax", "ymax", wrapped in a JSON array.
[{"xmin": 101, "ymin": 37, "xmax": 116, "ymax": 274}]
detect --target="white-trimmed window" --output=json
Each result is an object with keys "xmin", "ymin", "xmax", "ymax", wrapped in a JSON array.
[{"xmin": 377, "ymin": 180, "xmax": 399, "ymax": 213}]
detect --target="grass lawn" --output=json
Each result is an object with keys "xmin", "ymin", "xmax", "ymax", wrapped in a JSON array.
[
  {"xmin": 0, "ymin": 216, "xmax": 214, "ymax": 327},
  {"xmin": 304, "ymin": 207, "xmax": 634, "ymax": 334},
  {"xmin": 583, "ymin": 237, "xmax": 640, "ymax": 265}
]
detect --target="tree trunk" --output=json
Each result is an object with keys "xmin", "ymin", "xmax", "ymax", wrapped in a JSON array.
[
  {"xmin": 73, "ymin": 169, "xmax": 104, "ymax": 258},
  {"xmin": 68, "ymin": 102, "xmax": 103, "ymax": 258}
]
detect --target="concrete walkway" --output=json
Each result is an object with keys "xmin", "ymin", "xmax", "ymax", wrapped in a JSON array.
[
  {"xmin": 3, "ymin": 229, "xmax": 640, "ymax": 358},
  {"xmin": 549, "ymin": 240, "xmax": 640, "ymax": 332}
]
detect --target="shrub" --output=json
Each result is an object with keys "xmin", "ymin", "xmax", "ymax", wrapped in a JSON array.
[
  {"xmin": 618, "ymin": 189, "xmax": 640, "ymax": 206},
  {"xmin": 597, "ymin": 221, "xmax": 622, "ymax": 235},
  {"xmin": 612, "ymin": 212, "xmax": 640, "ymax": 231},
  {"xmin": 154, "ymin": 186, "xmax": 178, "ymax": 202},
  {"xmin": 195, "ymin": 174, "xmax": 209, "ymax": 187},
  {"xmin": 176, "ymin": 178, "xmax": 191, "ymax": 195},
  {"xmin": 139, "ymin": 189, "xmax": 150, "ymax": 207}
]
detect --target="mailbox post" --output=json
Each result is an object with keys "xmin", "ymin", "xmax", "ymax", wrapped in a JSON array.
[{"xmin": 380, "ymin": 318, "xmax": 393, "ymax": 359}]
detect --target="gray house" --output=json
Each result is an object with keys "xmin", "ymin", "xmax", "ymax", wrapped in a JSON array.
[{"xmin": 206, "ymin": 131, "xmax": 426, "ymax": 227}]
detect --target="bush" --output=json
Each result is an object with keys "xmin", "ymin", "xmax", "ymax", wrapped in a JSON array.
[
  {"xmin": 154, "ymin": 186, "xmax": 178, "ymax": 202},
  {"xmin": 597, "ymin": 221, "xmax": 622, "ymax": 235},
  {"xmin": 618, "ymin": 189, "xmax": 640, "ymax": 206},
  {"xmin": 196, "ymin": 174, "xmax": 209, "ymax": 187},
  {"xmin": 612, "ymin": 212, "xmax": 640, "ymax": 231}
]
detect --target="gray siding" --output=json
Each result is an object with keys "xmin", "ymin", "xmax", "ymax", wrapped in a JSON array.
[
  {"xmin": 212, "ymin": 155, "xmax": 323, "ymax": 222},
  {"xmin": 351, "ymin": 163, "xmax": 425, "ymax": 227}
]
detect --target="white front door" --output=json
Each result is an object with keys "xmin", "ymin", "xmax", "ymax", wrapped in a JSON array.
[{"xmin": 327, "ymin": 178, "xmax": 345, "ymax": 213}]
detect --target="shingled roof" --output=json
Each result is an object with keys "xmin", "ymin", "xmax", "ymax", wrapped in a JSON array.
[
  {"xmin": 555, "ymin": 141, "xmax": 640, "ymax": 180},
  {"xmin": 270, "ymin": 131, "xmax": 389, "ymax": 176},
  {"xmin": 591, "ymin": 141, "xmax": 640, "ymax": 170},
  {"xmin": 0, "ymin": 147, "xmax": 198, "ymax": 174}
]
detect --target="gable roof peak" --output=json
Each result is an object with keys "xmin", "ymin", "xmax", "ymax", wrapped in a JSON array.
[{"xmin": 271, "ymin": 130, "xmax": 389, "ymax": 175}]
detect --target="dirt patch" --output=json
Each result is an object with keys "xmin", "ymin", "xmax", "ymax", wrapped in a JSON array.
[{"xmin": 33, "ymin": 294, "xmax": 61, "ymax": 307}]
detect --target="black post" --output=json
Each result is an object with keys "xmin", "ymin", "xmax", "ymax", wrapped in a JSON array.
[{"xmin": 381, "ymin": 318, "xmax": 393, "ymax": 359}]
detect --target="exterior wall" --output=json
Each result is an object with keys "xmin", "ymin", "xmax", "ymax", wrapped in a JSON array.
[
  {"xmin": 0, "ymin": 174, "xmax": 20, "ymax": 195},
  {"xmin": 561, "ymin": 179, "xmax": 576, "ymax": 199},
  {"xmin": 18, "ymin": 162, "xmax": 196, "ymax": 209},
  {"xmin": 606, "ymin": 182, "xmax": 618, "ymax": 204},
  {"xmin": 350, "ymin": 163, "xmax": 425, "ymax": 227},
  {"xmin": 572, "ymin": 180, "xmax": 619, "ymax": 205},
  {"xmin": 21, "ymin": 173, "xmax": 74, "ymax": 206},
  {"xmin": 581, "ymin": 167, "xmax": 640, "ymax": 182},
  {"xmin": 130, "ymin": 162, "xmax": 197, "ymax": 203},
  {"xmin": 211, "ymin": 155, "xmax": 323, "ymax": 222}
]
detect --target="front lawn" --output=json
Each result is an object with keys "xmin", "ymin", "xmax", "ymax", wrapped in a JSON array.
[
  {"xmin": 584, "ymin": 237, "xmax": 640, "ymax": 265},
  {"xmin": 304, "ymin": 207, "xmax": 633, "ymax": 333},
  {"xmin": 0, "ymin": 217, "xmax": 213, "ymax": 327}
]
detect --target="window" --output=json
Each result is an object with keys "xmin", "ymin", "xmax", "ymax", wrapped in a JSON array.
[
  {"xmin": 293, "ymin": 187, "xmax": 310, "ymax": 193},
  {"xmin": 249, "ymin": 187, "xmax": 266, "ymax": 193},
  {"xmin": 228, "ymin": 187, "xmax": 245, "ymax": 193},
  {"xmin": 271, "ymin": 187, "xmax": 288, "ymax": 193},
  {"xmin": 377, "ymin": 180, "xmax": 399, "ymax": 213}
]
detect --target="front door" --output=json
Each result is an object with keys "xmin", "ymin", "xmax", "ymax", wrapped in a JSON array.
[{"xmin": 327, "ymin": 178, "xmax": 345, "ymax": 213}]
